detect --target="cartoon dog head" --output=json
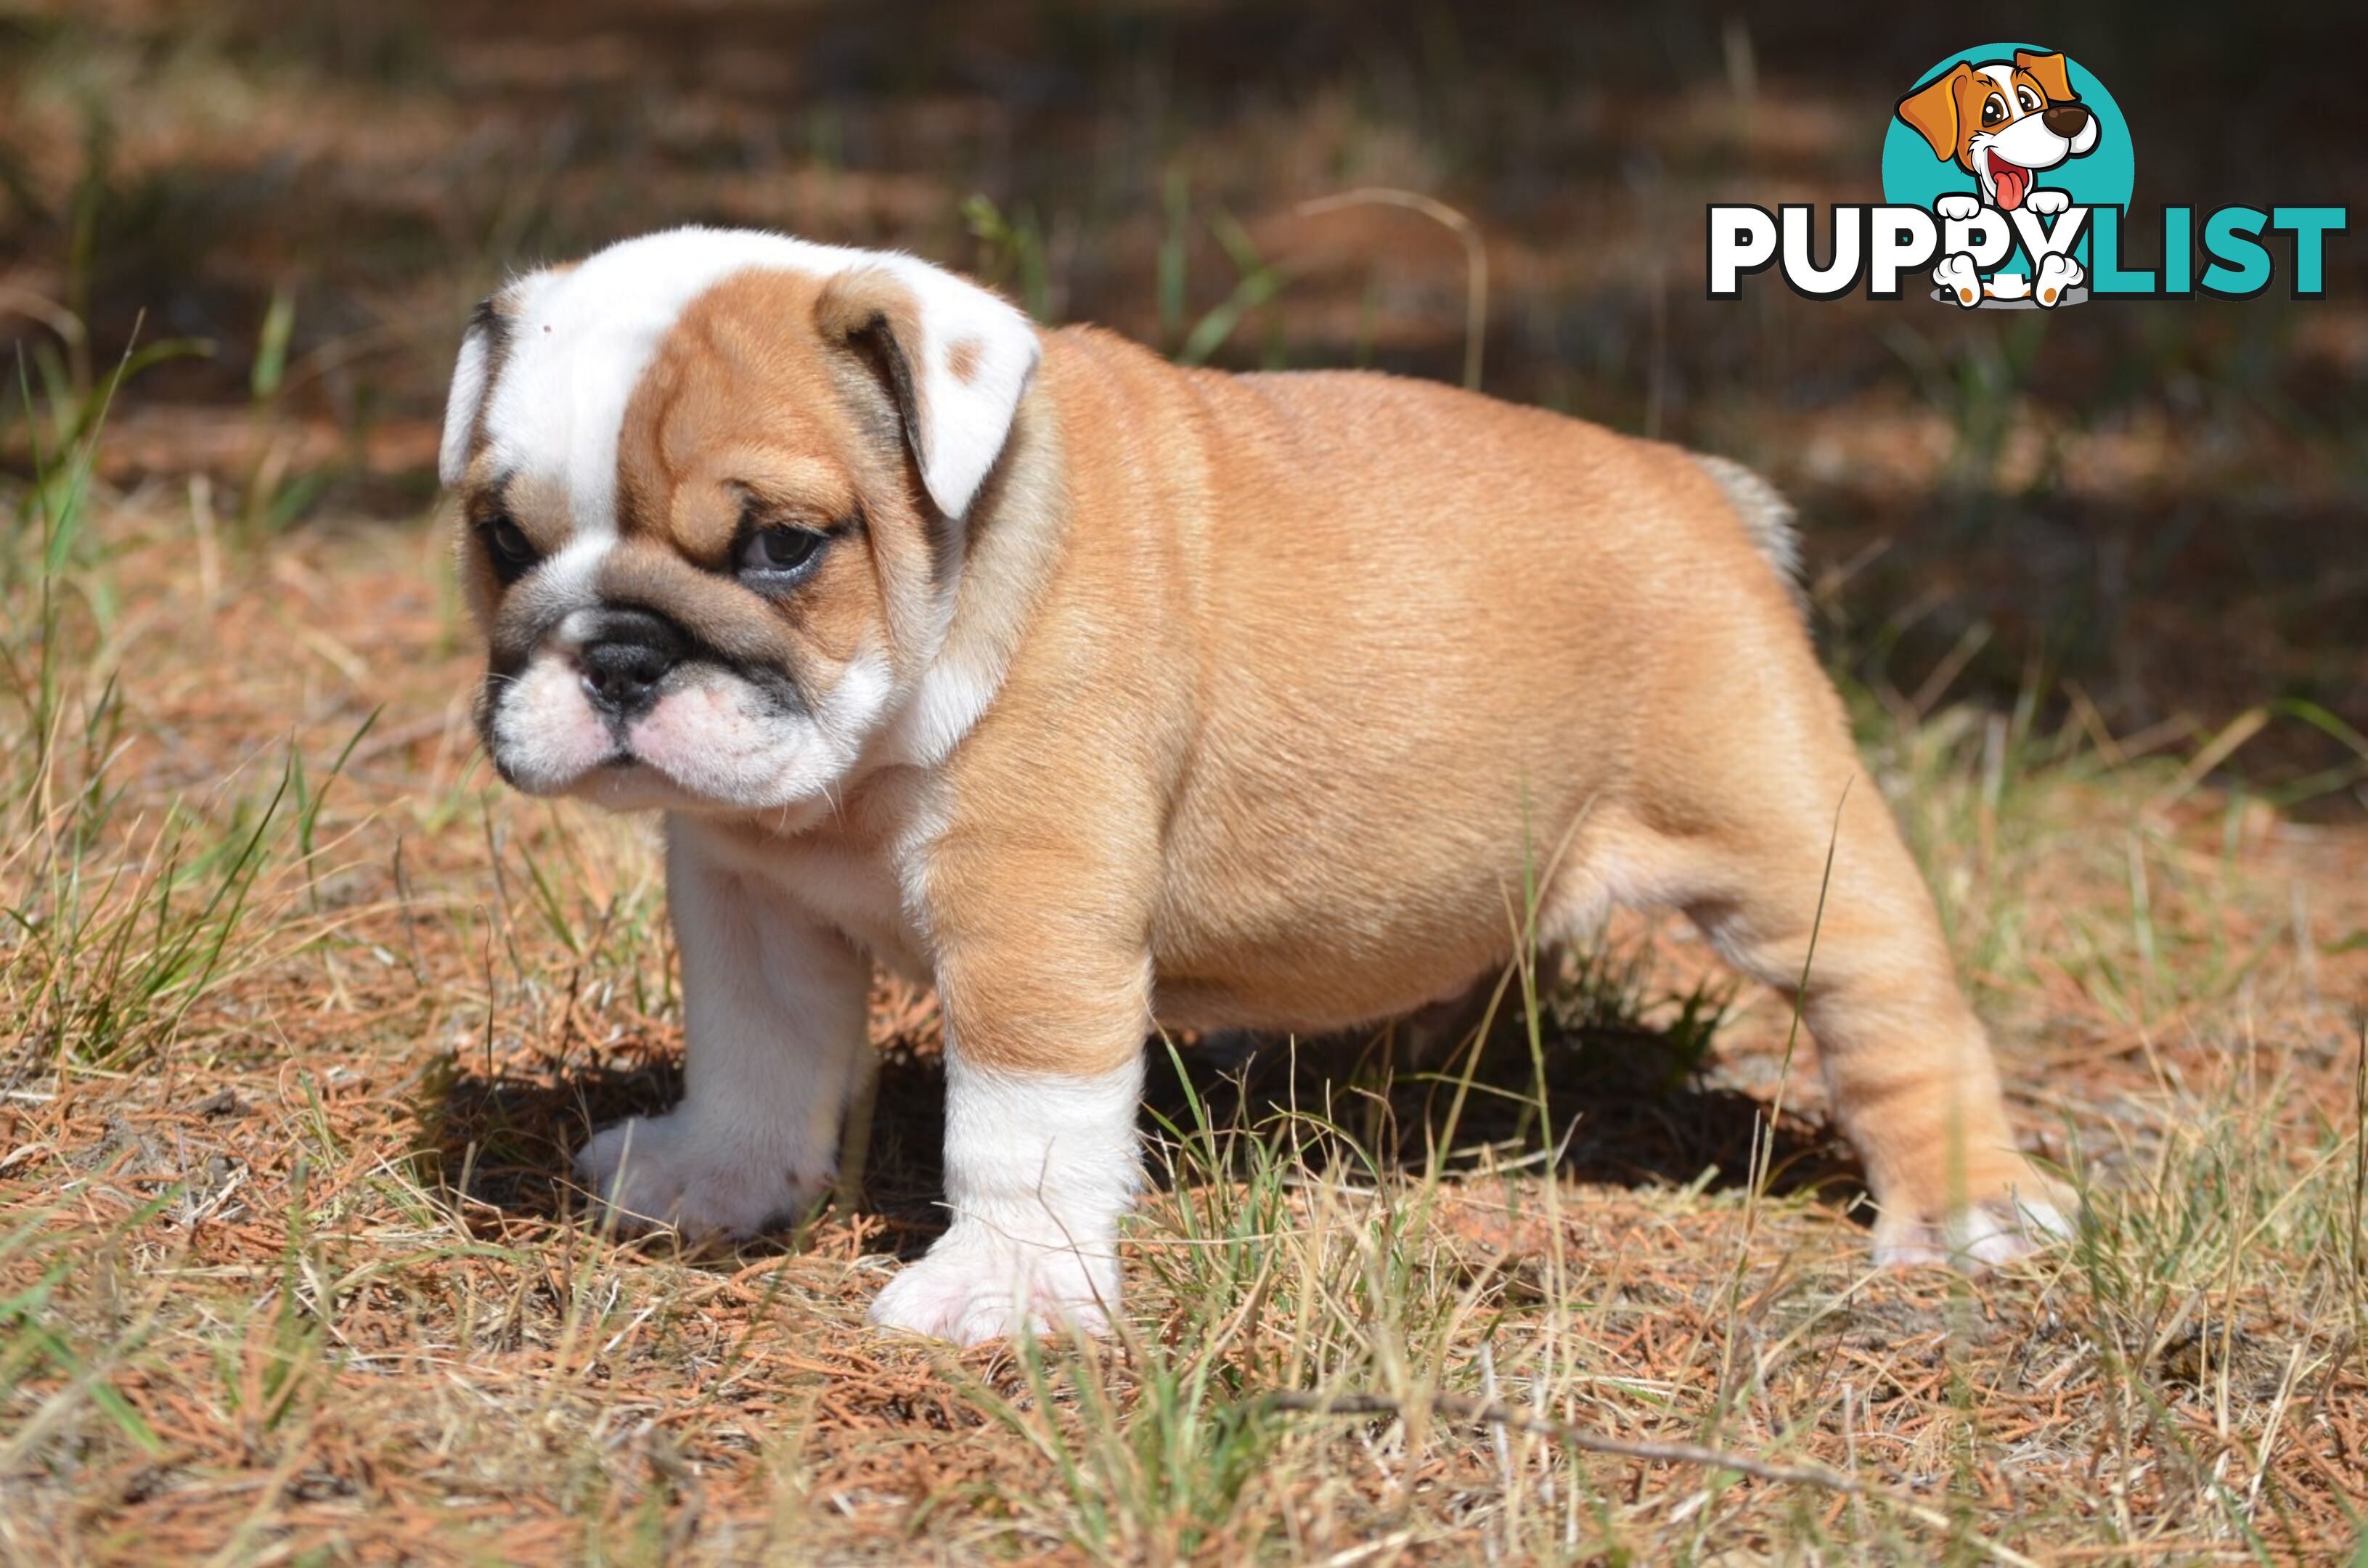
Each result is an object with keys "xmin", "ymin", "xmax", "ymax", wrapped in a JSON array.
[{"xmin": 1895, "ymin": 49, "xmax": 2099, "ymax": 212}]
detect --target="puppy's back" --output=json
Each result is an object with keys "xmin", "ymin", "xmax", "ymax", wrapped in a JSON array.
[{"xmin": 1029, "ymin": 333, "xmax": 1824, "ymax": 1030}]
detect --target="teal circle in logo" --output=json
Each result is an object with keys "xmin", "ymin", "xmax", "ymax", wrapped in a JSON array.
[{"xmin": 1882, "ymin": 43, "xmax": 2134, "ymax": 275}]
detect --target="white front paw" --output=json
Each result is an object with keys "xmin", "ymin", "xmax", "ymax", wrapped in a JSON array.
[
  {"xmin": 573, "ymin": 1114, "xmax": 825, "ymax": 1238},
  {"xmin": 1932, "ymin": 252, "xmax": 1983, "ymax": 308},
  {"xmin": 1872, "ymin": 1191, "xmax": 2073, "ymax": 1270},
  {"xmin": 2024, "ymin": 187, "xmax": 2070, "ymax": 216},
  {"xmin": 2034, "ymin": 252, "xmax": 2086, "ymax": 306},
  {"xmin": 1935, "ymin": 193, "xmax": 1982, "ymax": 221},
  {"xmin": 867, "ymin": 1222, "xmax": 1119, "ymax": 1346}
]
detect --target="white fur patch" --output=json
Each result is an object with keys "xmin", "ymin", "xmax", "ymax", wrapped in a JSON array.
[
  {"xmin": 879, "ymin": 259, "xmax": 1042, "ymax": 518},
  {"xmin": 867, "ymin": 1053, "xmax": 1143, "ymax": 1345},
  {"xmin": 486, "ymin": 645, "xmax": 891, "ymax": 816},
  {"xmin": 623, "ymin": 649, "xmax": 894, "ymax": 814},
  {"xmin": 436, "ymin": 325, "xmax": 489, "ymax": 489},
  {"xmin": 487, "ymin": 656, "xmax": 614, "ymax": 792},
  {"xmin": 1986, "ymin": 110, "xmax": 2079, "ymax": 174},
  {"xmin": 884, "ymin": 635, "xmax": 1008, "ymax": 767},
  {"xmin": 576, "ymin": 825, "xmax": 873, "ymax": 1236},
  {"xmin": 1872, "ymin": 1190, "xmax": 2072, "ymax": 1270}
]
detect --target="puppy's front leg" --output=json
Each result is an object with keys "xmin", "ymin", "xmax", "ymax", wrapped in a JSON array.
[
  {"xmin": 575, "ymin": 820, "xmax": 870, "ymax": 1237},
  {"xmin": 868, "ymin": 899, "xmax": 1149, "ymax": 1344}
]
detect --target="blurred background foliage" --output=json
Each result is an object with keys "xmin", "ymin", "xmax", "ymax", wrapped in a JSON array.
[{"xmin": 1, "ymin": 0, "xmax": 2362, "ymax": 803}]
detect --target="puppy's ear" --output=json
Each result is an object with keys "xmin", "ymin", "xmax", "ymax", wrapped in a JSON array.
[
  {"xmin": 1895, "ymin": 62, "xmax": 1972, "ymax": 161},
  {"xmin": 814, "ymin": 261, "xmax": 1041, "ymax": 520},
  {"xmin": 438, "ymin": 297, "xmax": 501, "ymax": 489},
  {"xmin": 2014, "ymin": 49, "xmax": 2075, "ymax": 103}
]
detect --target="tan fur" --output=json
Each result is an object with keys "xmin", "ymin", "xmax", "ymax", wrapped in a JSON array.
[
  {"xmin": 946, "ymin": 336, "xmax": 983, "ymax": 385},
  {"xmin": 459, "ymin": 258, "xmax": 2062, "ymax": 1253},
  {"xmin": 609, "ymin": 271, "xmax": 935, "ymax": 677},
  {"xmin": 1896, "ymin": 61, "xmax": 1975, "ymax": 163},
  {"xmin": 2015, "ymin": 49, "xmax": 2073, "ymax": 107}
]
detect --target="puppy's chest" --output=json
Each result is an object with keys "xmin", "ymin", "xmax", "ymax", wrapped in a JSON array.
[
  {"xmin": 772, "ymin": 838, "xmax": 925, "ymax": 972},
  {"xmin": 730, "ymin": 782, "xmax": 936, "ymax": 976}
]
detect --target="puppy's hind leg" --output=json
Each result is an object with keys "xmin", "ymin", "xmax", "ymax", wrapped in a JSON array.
[{"xmin": 1646, "ymin": 775, "xmax": 2070, "ymax": 1267}]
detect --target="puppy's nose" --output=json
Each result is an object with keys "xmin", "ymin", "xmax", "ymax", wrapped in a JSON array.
[
  {"xmin": 578, "ymin": 609, "xmax": 682, "ymax": 717},
  {"xmin": 2041, "ymin": 101, "xmax": 2091, "ymax": 139}
]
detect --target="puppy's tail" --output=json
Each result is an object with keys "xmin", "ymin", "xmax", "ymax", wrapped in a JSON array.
[{"xmin": 1691, "ymin": 452, "xmax": 1808, "ymax": 621}]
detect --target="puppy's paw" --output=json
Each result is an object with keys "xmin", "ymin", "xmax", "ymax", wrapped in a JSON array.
[
  {"xmin": 1934, "ymin": 193, "xmax": 1983, "ymax": 222},
  {"xmin": 867, "ymin": 1223, "xmax": 1119, "ymax": 1346},
  {"xmin": 2023, "ymin": 187, "xmax": 2071, "ymax": 216},
  {"xmin": 1932, "ymin": 252, "xmax": 1983, "ymax": 309},
  {"xmin": 573, "ymin": 1114, "xmax": 825, "ymax": 1239},
  {"xmin": 1871, "ymin": 1177, "xmax": 2074, "ymax": 1270},
  {"xmin": 2035, "ymin": 253, "xmax": 2086, "ymax": 307}
]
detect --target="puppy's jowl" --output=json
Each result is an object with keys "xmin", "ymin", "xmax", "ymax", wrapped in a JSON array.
[{"xmin": 439, "ymin": 226, "xmax": 2068, "ymax": 1344}]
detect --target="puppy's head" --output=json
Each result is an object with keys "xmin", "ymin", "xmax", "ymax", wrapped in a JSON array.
[
  {"xmin": 1895, "ymin": 50, "xmax": 2099, "ymax": 212},
  {"xmin": 437, "ymin": 228, "xmax": 1040, "ymax": 822}
]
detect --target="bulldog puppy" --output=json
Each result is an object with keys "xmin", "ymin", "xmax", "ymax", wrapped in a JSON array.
[{"xmin": 438, "ymin": 226, "xmax": 2068, "ymax": 1344}]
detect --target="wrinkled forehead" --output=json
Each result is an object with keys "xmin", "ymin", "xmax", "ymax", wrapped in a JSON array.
[{"xmin": 462, "ymin": 228, "xmax": 878, "ymax": 538}]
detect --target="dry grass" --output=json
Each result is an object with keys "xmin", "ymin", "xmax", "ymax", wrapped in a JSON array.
[
  {"xmin": 5, "ymin": 4, "xmax": 2368, "ymax": 1561},
  {"xmin": 1, "ymin": 357, "xmax": 2366, "ymax": 1565}
]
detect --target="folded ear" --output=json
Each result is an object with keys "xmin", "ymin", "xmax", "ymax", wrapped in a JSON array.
[
  {"xmin": 813, "ymin": 259, "xmax": 1041, "ymax": 520},
  {"xmin": 438, "ymin": 298, "xmax": 499, "ymax": 489},
  {"xmin": 1895, "ymin": 62, "xmax": 1971, "ymax": 161},
  {"xmin": 2014, "ymin": 49, "xmax": 2075, "ymax": 103}
]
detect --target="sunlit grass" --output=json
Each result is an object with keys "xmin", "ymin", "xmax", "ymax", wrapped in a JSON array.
[
  {"xmin": 2, "ymin": 17, "xmax": 2365, "ymax": 1547},
  {"xmin": 2, "ymin": 362, "xmax": 2364, "ymax": 1559}
]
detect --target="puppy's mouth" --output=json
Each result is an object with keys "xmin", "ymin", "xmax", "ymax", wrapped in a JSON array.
[{"xmin": 1985, "ymin": 150, "xmax": 2032, "ymax": 212}]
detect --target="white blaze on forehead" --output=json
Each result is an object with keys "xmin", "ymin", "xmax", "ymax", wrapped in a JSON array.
[
  {"xmin": 1977, "ymin": 64, "xmax": 2015, "ymax": 95},
  {"xmin": 481, "ymin": 229, "xmax": 854, "ymax": 539},
  {"xmin": 465, "ymin": 225, "xmax": 1041, "ymax": 536}
]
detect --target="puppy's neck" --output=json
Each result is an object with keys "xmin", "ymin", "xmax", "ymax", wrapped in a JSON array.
[{"xmin": 867, "ymin": 363, "xmax": 1073, "ymax": 777}]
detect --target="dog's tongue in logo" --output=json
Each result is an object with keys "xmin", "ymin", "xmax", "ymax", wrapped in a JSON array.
[{"xmin": 1987, "ymin": 152, "xmax": 2030, "ymax": 211}]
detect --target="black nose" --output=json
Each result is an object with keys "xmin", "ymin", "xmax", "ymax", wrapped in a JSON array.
[
  {"xmin": 2041, "ymin": 101, "xmax": 2091, "ymax": 139},
  {"xmin": 578, "ymin": 609, "xmax": 683, "ymax": 717}
]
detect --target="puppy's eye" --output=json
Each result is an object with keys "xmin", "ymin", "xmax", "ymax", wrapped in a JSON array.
[
  {"xmin": 2017, "ymin": 86, "xmax": 2041, "ymax": 113},
  {"xmin": 1980, "ymin": 93, "xmax": 2007, "ymax": 126},
  {"xmin": 483, "ymin": 514, "xmax": 538, "ymax": 581},
  {"xmin": 738, "ymin": 525, "xmax": 827, "ymax": 583}
]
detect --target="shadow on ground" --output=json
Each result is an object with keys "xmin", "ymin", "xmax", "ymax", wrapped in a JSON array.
[{"xmin": 416, "ymin": 952, "xmax": 1865, "ymax": 1260}]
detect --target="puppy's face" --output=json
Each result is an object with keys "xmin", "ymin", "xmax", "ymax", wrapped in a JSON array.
[
  {"xmin": 1895, "ymin": 50, "xmax": 2099, "ymax": 212},
  {"xmin": 437, "ymin": 229, "xmax": 1039, "ymax": 822}
]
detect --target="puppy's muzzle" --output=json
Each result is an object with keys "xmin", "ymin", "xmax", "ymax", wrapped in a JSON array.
[
  {"xmin": 2041, "ymin": 102, "xmax": 2091, "ymax": 139},
  {"xmin": 578, "ymin": 608, "xmax": 685, "ymax": 720}
]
